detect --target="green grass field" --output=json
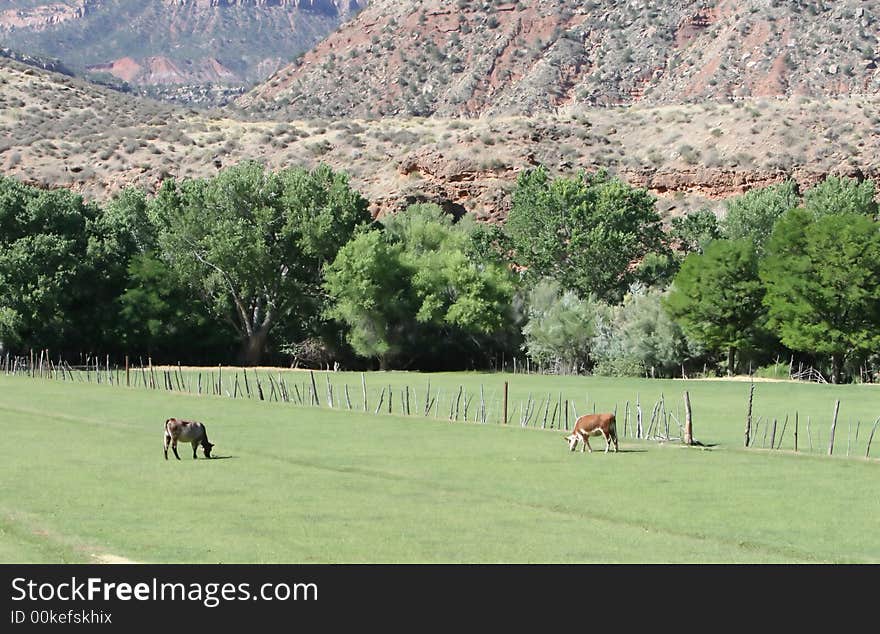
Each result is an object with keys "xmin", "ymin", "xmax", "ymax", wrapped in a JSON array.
[{"xmin": 1, "ymin": 372, "xmax": 878, "ymax": 563}]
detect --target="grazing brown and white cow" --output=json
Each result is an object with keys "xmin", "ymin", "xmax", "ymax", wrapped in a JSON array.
[
  {"xmin": 563, "ymin": 412, "xmax": 618, "ymax": 454},
  {"xmin": 164, "ymin": 418, "xmax": 214, "ymax": 460}
]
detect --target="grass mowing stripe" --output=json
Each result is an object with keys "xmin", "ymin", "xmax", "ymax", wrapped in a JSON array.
[
  {"xmin": 0, "ymin": 510, "xmax": 97, "ymax": 564},
  {"xmin": 0, "ymin": 403, "xmax": 141, "ymax": 432},
  {"xmin": 256, "ymin": 447, "xmax": 833, "ymax": 563}
]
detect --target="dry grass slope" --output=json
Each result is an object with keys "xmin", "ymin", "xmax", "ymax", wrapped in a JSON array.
[{"xmin": 3, "ymin": 57, "xmax": 880, "ymax": 221}]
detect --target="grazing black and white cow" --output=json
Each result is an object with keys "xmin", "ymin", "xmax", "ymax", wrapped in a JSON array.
[{"xmin": 164, "ymin": 418, "xmax": 214, "ymax": 460}]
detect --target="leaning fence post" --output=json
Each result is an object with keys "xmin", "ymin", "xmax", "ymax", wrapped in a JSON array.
[
  {"xmin": 243, "ymin": 369, "xmax": 252, "ymax": 398},
  {"xmin": 310, "ymin": 371, "xmax": 319, "ymax": 406},
  {"xmin": 541, "ymin": 393, "xmax": 550, "ymax": 429},
  {"xmin": 777, "ymin": 415, "xmax": 788, "ymax": 450},
  {"xmin": 374, "ymin": 388, "xmax": 385, "ymax": 415},
  {"xmin": 866, "ymin": 417, "xmax": 880, "ymax": 460},
  {"xmin": 255, "ymin": 372, "xmax": 264, "ymax": 401},
  {"xmin": 829, "ymin": 400, "xmax": 840, "ymax": 456}
]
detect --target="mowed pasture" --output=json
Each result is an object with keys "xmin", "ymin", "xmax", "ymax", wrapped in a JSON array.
[{"xmin": 0, "ymin": 372, "xmax": 878, "ymax": 563}]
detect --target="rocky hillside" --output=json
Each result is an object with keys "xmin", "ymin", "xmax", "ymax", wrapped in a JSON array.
[
  {"xmin": 0, "ymin": 0, "xmax": 368, "ymax": 91},
  {"xmin": 238, "ymin": 0, "xmax": 880, "ymax": 117},
  {"xmin": 3, "ymin": 56, "xmax": 880, "ymax": 224}
]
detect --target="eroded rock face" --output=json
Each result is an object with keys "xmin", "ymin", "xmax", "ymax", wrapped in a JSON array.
[
  {"xmin": 0, "ymin": 1, "xmax": 89, "ymax": 31},
  {"xmin": 0, "ymin": 0, "xmax": 370, "ymax": 89},
  {"xmin": 239, "ymin": 0, "xmax": 880, "ymax": 118}
]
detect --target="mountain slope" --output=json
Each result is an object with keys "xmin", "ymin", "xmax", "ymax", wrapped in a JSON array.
[
  {"xmin": 4, "ymin": 56, "xmax": 880, "ymax": 225},
  {"xmin": 238, "ymin": 0, "xmax": 880, "ymax": 117},
  {"xmin": 0, "ymin": 0, "xmax": 369, "ymax": 87}
]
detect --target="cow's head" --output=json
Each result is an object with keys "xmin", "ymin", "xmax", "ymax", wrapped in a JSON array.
[
  {"xmin": 563, "ymin": 433, "xmax": 580, "ymax": 451},
  {"xmin": 202, "ymin": 441, "xmax": 214, "ymax": 459}
]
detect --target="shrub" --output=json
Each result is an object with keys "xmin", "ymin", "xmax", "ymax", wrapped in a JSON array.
[{"xmin": 753, "ymin": 363, "xmax": 790, "ymax": 380}]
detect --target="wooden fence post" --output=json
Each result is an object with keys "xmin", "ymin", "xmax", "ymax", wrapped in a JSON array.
[
  {"xmin": 744, "ymin": 382, "xmax": 755, "ymax": 447},
  {"xmin": 636, "ymin": 394, "xmax": 643, "ymax": 439},
  {"xmin": 806, "ymin": 416, "xmax": 813, "ymax": 452},
  {"xmin": 326, "ymin": 374, "xmax": 334, "ymax": 408},
  {"xmin": 255, "ymin": 372, "xmax": 264, "ymax": 401},
  {"xmin": 683, "ymin": 391, "xmax": 694, "ymax": 446},
  {"xmin": 243, "ymin": 368, "xmax": 252, "ymax": 398},
  {"xmin": 777, "ymin": 415, "xmax": 788, "ymax": 450},
  {"xmin": 866, "ymin": 417, "xmax": 880, "ymax": 459},
  {"xmin": 310, "ymin": 370, "xmax": 319, "ymax": 406},
  {"xmin": 829, "ymin": 400, "xmax": 840, "ymax": 456},
  {"xmin": 361, "ymin": 373, "xmax": 368, "ymax": 411},
  {"xmin": 374, "ymin": 388, "xmax": 385, "ymax": 415},
  {"xmin": 502, "ymin": 381, "xmax": 508, "ymax": 425}
]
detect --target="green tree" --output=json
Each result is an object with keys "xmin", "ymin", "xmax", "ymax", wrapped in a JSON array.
[
  {"xmin": 802, "ymin": 175, "xmax": 877, "ymax": 219},
  {"xmin": 325, "ymin": 204, "xmax": 516, "ymax": 369},
  {"xmin": 521, "ymin": 279, "xmax": 599, "ymax": 374},
  {"xmin": 150, "ymin": 162, "xmax": 370, "ymax": 365},
  {"xmin": 664, "ymin": 239, "xmax": 765, "ymax": 374},
  {"xmin": 592, "ymin": 289, "xmax": 701, "ymax": 377},
  {"xmin": 760, "ymin": 208, "xmax": 880, "ymax": 383},
  {"xmin": 505, "ymin": 167, "xmax": 664, "ymax": 302},
  {"xmin": 323, "ymin": 229, "xmax": 414, "ymax": 367},
  {"xmin": 721, "ymin": 180, "xmax": 799, "ymax": 255},
  {"xmin": 384, "ymin": 205, "xmax": 514, "ymax": 336},
  {"xmin": 0, "ymin": 176, "xmax": 123, "ymax": 353},
  {"xmin": 116, "ymin": 253, "xmax": 235, "ymax": 362},
  {"xmin": 669, "ymin": 208, "xmax": 720, "ymax": 255}
]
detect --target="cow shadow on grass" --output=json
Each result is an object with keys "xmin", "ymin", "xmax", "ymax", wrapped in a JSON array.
[{"xmin": 207, "ymin": 455, "xmax": 238, "ymax": 460}]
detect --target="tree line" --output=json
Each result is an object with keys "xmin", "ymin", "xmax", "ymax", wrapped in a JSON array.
[{"xmin": 0, "ymin": 162, "xmax": 877, "ymax": 382}]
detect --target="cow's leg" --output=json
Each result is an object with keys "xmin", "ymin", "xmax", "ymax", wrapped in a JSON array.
[
  {"xmin": 583, "ymin": 433, "xmax": 592, "ymax": 453},
  {"xmin": 192, "ymin": 440, "xmax": 199, "ymax": 459},
  {"xmin": 172, "ymin": 439, "xmax": 181, "ymax": 460},
  {"xmin": 164, "ymin": 433, "xmax": 170, "ymax": 460},
  {"xmin": 603, "ymin": 430, "xmax": 611, "ymax": 453}
]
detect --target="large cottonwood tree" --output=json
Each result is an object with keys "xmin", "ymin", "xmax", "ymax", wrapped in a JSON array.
[{"xmin": 150, "ymin": 162, "xmax": 370, "ymax": 365}]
